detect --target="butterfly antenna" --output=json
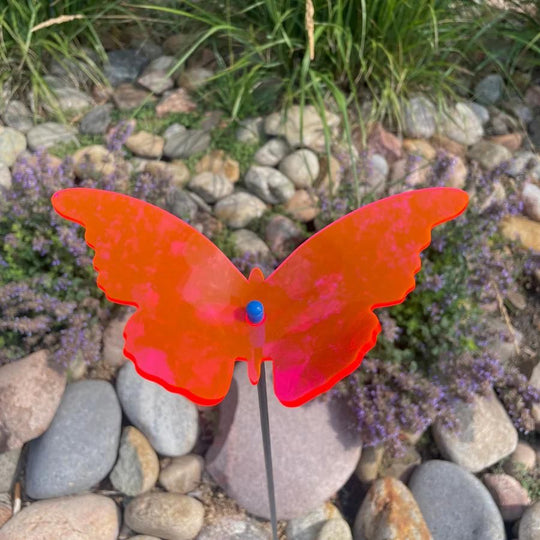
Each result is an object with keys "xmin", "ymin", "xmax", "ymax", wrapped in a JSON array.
[{"xmin": 257, "ymin": 362, "xmax": 279, "ymax": 540}]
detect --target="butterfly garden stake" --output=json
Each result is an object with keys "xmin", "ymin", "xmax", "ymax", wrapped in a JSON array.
[{"xmin": 52, "ymin": 186, "xmax": 468, "ymax": 538}]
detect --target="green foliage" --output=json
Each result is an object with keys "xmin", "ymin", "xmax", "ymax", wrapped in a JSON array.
[
  {"xmin": 0, "ymin": 0, "xmax": 129, "ymax": 115},
  {"xmin": 210, "ymin": 124, "xmax": 259, "ymax": 176}
]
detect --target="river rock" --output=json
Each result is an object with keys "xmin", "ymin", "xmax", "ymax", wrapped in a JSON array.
[
  {"xmin": 0, "ymin": 127, "xmax": 26, "ymax": 166},
  {"xmin": 230, "ymin": 229, "xmax": 272, "ymax": 261},
  {"xmin": 501, "ymin": 216, "xmax": 540, "ymax": 251},
  {"xmin": 353, "ymin": 477, "xmax": 432, "ymax": 540},
  {"xmin": 125, "ymin": 492, "xmax": 204, "ymax": 540},
  {"xmin": 80, "ymin": 104, "xmax": 112, "ymax": 135},
  {"xmin": 504, "ymin": 441, "xmax": 537, "ymax": 475},
  {"xmin": 0, "ymin": 448, "xmax": 20, "ymax": 491},
  {"xmin": 25, "ymin": 380, "xmax": 121, "ymax": 499},
  {"xmin": 279, "ymin": 149, "xmax": 320, "ymax": 188},
  {"xmin": 522, "ymin": 182, "xmax": 540, "ymax": 221},
  {"xmin": 403, "ymin": 96, "xmax": 436, "ymax": 138},
  {"xmin": 0, "ymin": 162, "xmax": 11, "ymax": 189},
  {"xmin": 102, "ymin": 309, "xmax": 134, "ymax": 368},
  {"xmin": 138, "ymin": 70, "xmax": 174, "ymax": 94},
  {"xmin": 409, "ymin": 459, "xmax": 505, "ymax": 540},
  {"xmin": 164, "ymin": 129, "xmax": 211, "ymax": 159},
  {"xmin": 177, "ymin": 67, "xmax": 213, "ymax": 91},
  {"xmin": 110, "ymin": 426, "xmax": 159, "ymax": 496},
  {"xmin": 440, "ymin": 102, "xmax": 484, "ymax": 145},
  {"xmin": 196, "ymin": 515, "xmax": 271, "ymax": 540},
  {"xmin": 126, "ymin": 131, "xmax": 164, "ymax": 158},
  {"xmin": 519, "ymin": 502, "xmax": 540, "ymax": 540},
  {"xmin": 432, "ymin": 388, "xmax": 518, "ymax": 472},
  {"xmin": 188, "ymin": 172, "xmax": 234, "ymax": 203},
  {"xmin": 0, "ymin": 350, "xmax": 66, "ymax": 452},
  {"xmin": 355, "ymin": 445, "xmax": 384, "ymax": 483},
  {"xmin": 104, "ymin": 49, "xmax": 149, "ymax": 86},
  {"xmin": 254, "ymin": 138, "xmax": 290, "ymax": 166},
  {"xmin": 145, "ymin": 160, "xmax": 190, "ymax": 188},
  {"xmin": 73, "ymin": 144, "xmax": 130, "ymax": 183},
  {"xmin": 284, "ymin": 189, "xmax": 320, "ymax": 222},
  {"xmin": 245, "ymin": 165, "xmax": 295, "ymax": 204},
  {"xmin": 195, "ymin": 150, "xmax": 240, "ymax": 183},
  {"xmin": 467, "ymin": 140, "xmax": 512, "ymax": 170},
  {"xmin": 265, "ymin": 214, "xmax": 305, "ymax": 260},
  {"xmin": 206, "ymin": 363, "xmax": 362, "ymax": 519},
  {"xmin": 1, "ymin": 100, "xmax": 32, "ymax": 133},
  {"xmin": 113, "ymin": 83, "xmax": 154, "ymax": 110},
  {"xmin": 0, "ymin": 493, "xmax": 11, "ymax": 528},
  {"xmin": 27, "ymin": 122, "xmax": 77, "ymax": 151},
  {"xmin": 286, "ymin": 503, "xmax": 344, "ymax": 540},
  {"xmin": 482, "ymin": 473, "xmax": 531, "ymax": 521},
  {"xmin": 156, "ymin": 88, "xmax": 197, "ymax": 117},
  {"xmin": 474, "ymin": 74, "xmax": 505, "ymax": 105},
  {"xmin": 49, "ymin": 87, "xmax": 94, "ymax": 113},
  {"xmin": 236, "ymin": 116, "xmax": 264, "ymax": 144},
  {"xmin": 317, "ymin": 518, "xmax": 352, "ymax": 540},
  {"xmin": 214, "ymin": 191, "xmax": 267, "ymax": 228},
  {"xmin": 116, "ymin": 362, "xmax": 199, "ymax": 457},
  {"xmin": 159, "ymin": 454, "xmax": 204, "ymax": 493},
  {"xmin": 0, "ymin": 494, "xmax": 119, "ymax": 540}
]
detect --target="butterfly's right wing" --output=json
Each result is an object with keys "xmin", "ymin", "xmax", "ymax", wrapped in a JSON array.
[
  {"xmin": 53, "ymin": 188, "xmax": 252, "ymax": 405},
  {"xmin": 258, "ymin": 188, "xmax": 468, "ymax": 406}
]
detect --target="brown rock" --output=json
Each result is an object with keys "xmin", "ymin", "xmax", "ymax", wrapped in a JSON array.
[
  {"xmin": 113, "ymin": 84, "xmax": 155, "ymax": 110},
  {"xmin": 195, "ymin": 150, "xmax": 240, "ymax": 183},
  {"xmin": 391, "ymin": 156, "xmax": 431, "ymax": 187},
  {"xmin": 284, "ymin": 190, "xmax": 320, "ymax": 222},
  {"xmin": 126, "ymin": 131, "xmax": 164, "ymax": 159},
  {"xmin": 525, "ymin": 85, "xmax": 540, "ymax": 108},
  {"xmin": 0, "ymin": 494, "xmax": 119, "ymax": 540},
  {"xmin": 353, "ymin": 477, "xmax": 432, "ymax": 540},
  {"xmin": 125, "ymin": 492, "xmax": 204, "ymax": 540},
  {"xmin": 137, "ymin": 70, "xmax": 174, "ymax": 95},
  {"xmin": 489, "ymin": 133, "xmax": 523, "ymax": 152},
  {"xmin": 159, "ymin": 454, "xmax": 204, "ymax": 493},
  {"xmin": 177, "ymin": 67, "xmax": 213, "ymax": 91},
  {"xmin": 156, "ymin": 89, "xmax": 197, "ymax": 117},
  {"xmin": 73, "ymin": 144, "xmax": 130, "ymax": 185},
  {"xmin": 379, "ymin": 445, "xmax": 422, "ymax": 484},
  {"xmin": 364, "ymin": 123, "xmax": 402, "ymax": 164},
  {"xmin": 356, "ymin": 445, "xmax": 384, "ymax": 483},
  {"xmin": 483, "ymin": 473, "xmax": 531, "ymax": 521},
  {"xmin": 316, "ymin": 154, "xmax": 342, "ymax": 194},
  {"xmin": 501, "ymin": 216, "xmax": 540, "ymax": 251},
  {"xmin": 102, "ymin": 309, "xmax": 135, "ymax": 368},
  {"xmin": 402, "ymin": 139, "xmax": 437, "ymax": 160},
  {"xmin": 144, "ymin": 159, "xmax": 191, "ymax": 188},
  {"xmin": 0, "ymin": 493, "xmax": 11, "ymax": 528},
  {"xmin": 0, "ymin": 351, "xmax": 66, "ymax": 452},
  {"xmin": 443, "ymin": 154, "xmax": 468, "ymax": 189},
  {"xmin": 430, "ymin": 134, "xmax": 466, "ymax": 158},
  {"xmin": 504, "ymin": 441, "xmax": 537, "ymax": 475}
]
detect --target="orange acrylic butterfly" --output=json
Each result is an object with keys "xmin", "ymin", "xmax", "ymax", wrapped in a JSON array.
[{"xmin": 52, "ymin": 187, "xmax": 468, "ymax": 407}]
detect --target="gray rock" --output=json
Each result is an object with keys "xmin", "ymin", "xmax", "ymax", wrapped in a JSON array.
[
  {"xmin": 214, "ymin": 192, "xmax": 267, "ymax": 228},
  {"xmin": 236, "ymin": 117, "xmax": 264, "ymax": 144},
  {"xmin": 0, "ymin": 350, "xmax": 66, "ymax": 452},
  {"xmin": 138, "ymin": 70, "xmax": 174, "ymax": 95},
  {"xmin": 113, "ymin": 83, "xmax": 154, "ymax": 111},
  {"xmin": 522, "ymin": 181, "xmax": 540, "ymax": 221},
  {"xmin": 441, "ymin": 102, "xmax": 484, "ymax": 145},
  {"xmin": 1, "ymin": 100, "xmax": 32, "ymax": 133},
  {"xmin": 167, "ymin": 188, "xmax": 199, "ymax": 221},
  {"xmin": 206, "ymin": 363, "xmax": 362, "ymax": 520},
  {"xmin": 188, "ymin": 172, "xmax": 234, "ymax": 203},
  {"xmin": 244, "ymin": 165, "xmax": 295, "ymax": 204},
  {"xmin": 116, "ymin": 361, "xmax": 199, "ymax": 457},
  {"xmin": 355, "ymin": 445, "xmax": 383, "ymax": 483},
  {"xmin": 491, "ymin": 107, "xmax": 520, "ymax": 135},
  {"xmin": 177, "ymin": 67, "xmax": 213, "ymax": 91},
  {"xmin": 125, "ymin": 492, "xmax": 204, "ymax": 540},
  {"xmin": 286, "ymin": 503, "xmax": 345, "ymax": 540},
  {"xmin": 354, "ymin": 477, "xmax": 432, "ymax": 540},
  {"xmin": 196, "ymin": 515, "xmax": 271, "ymax": 539},
  {"xmin": 49, "ymin": 87, "xmax": 94, "ymax": 113},
  {"xmin": 130, "ymin": 38, "xmax": 163, "ymax": 61},
  {"xmin": 265, "ymin": 214, "xmax": 305, "ymax": 260},
  {"xmin": 279, "ymin": 149, "xmax": 320, "ymax": 188},
  {"xmin": 0, "ymin": 162, "xmax": 11, "ymax": 189},
  {"xmin": 159, "ymin": 454, "xmax": 204, "ymax": 494},
  {"xmin": 25, "ymin": 380, "xmax": 121, "ymax": 499},
  {"xmin": 164, "ymin": 129, "xmax": 211, "ymax": 159},
  {"xmin": 474, "ymin": 74, "xmax": 505, "ymax": 105},
  {"xmin": 0, "ymin": 448, "xmax": 20, "ymax": 492},
  {"xmin": 145, "ymin": 55, "xmax": 177, "ymax": 73},
  {"xmin": 467, "ymin": 101, "xmax": 490, "ymax": 126},
  {"xmin": 467, "ymin": 140, "xmax": 512, "ymax": 170},
  {"xmin": 230, "ymin": 229, "xmax": 272, "ymax": 261},
  {"xmin": 164, "ymin": 123, "xmax": 186, "ymax": 139},
  {"xmin": 102, "ymin": 309, "xmax": 133, "ymax": 368},
  {"xmin": 110, "ymin": 426, "xmax": 159, "ymax": 496},
  {"xmin": 432, "ymin": 389, "xmax": 517, "ymax": 473},
  {"xmin": 104, "ymin": 49, "xmax": 149, "ymax": 86},
  {"xmin": 506, "ymin": 151, "xmax": 539, "ymax": 177},
  {"xmin": 365, "ymin": 153, "xmax": 388, "ymax": 194},
  {"xmin": 0, "ymin": 494, "xmax": 119, "ymax": 540},
  {"xmin": 80, "ymin": 104, "xmax": 112, "ymax": 135},
  {"xmin": 408, "ymin": 460, "xmax": 505, "ymax": 540},
  {"xmin": 0, "ymin": 127, "xmax": 26, "ymax": 167},
  {"xmin": 519, "ymin": 501, "xmax": 540, "ymax": 540},
  {"xmin": 254, "ymin": 138, "xmax": 290, "ymax": 166},
  {"xmin": 503, "ymin": 99, "xmax": 533, "ymax": 124},
  {"xmin": 27, "ymin": 122, "xmax": 78, "ymax": 151},
  {"xmin": 403, "ymin": 96, "xmax": 436, "ymax": 138}
]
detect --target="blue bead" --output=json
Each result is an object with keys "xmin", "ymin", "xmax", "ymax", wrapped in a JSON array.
[{"xmin": 246, "ymin": 300, "xmax": 264, "ymax": 324}]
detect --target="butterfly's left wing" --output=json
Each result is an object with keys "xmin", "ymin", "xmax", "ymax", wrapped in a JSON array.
[
  {"xmin": 52, "ymin": 188, "xmax": 252, "ymax": 405},
  {"xmin": 256, "ymin": 187, "xmax": 468, "ymax": 406}
]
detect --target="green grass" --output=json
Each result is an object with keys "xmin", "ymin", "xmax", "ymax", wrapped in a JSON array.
[{"xmin": 48, "ymin": 133, "xmax": 103, "ymax": 158}]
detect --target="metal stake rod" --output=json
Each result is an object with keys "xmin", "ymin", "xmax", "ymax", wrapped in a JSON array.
[{"xmin": 257, "ymin": 362, "xmax": 279, "ymax": 540}]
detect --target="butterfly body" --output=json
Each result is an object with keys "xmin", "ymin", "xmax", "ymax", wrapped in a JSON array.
[{"xmin": 52, "ymin": 187, "xmax": 468, "ymax": 407}]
